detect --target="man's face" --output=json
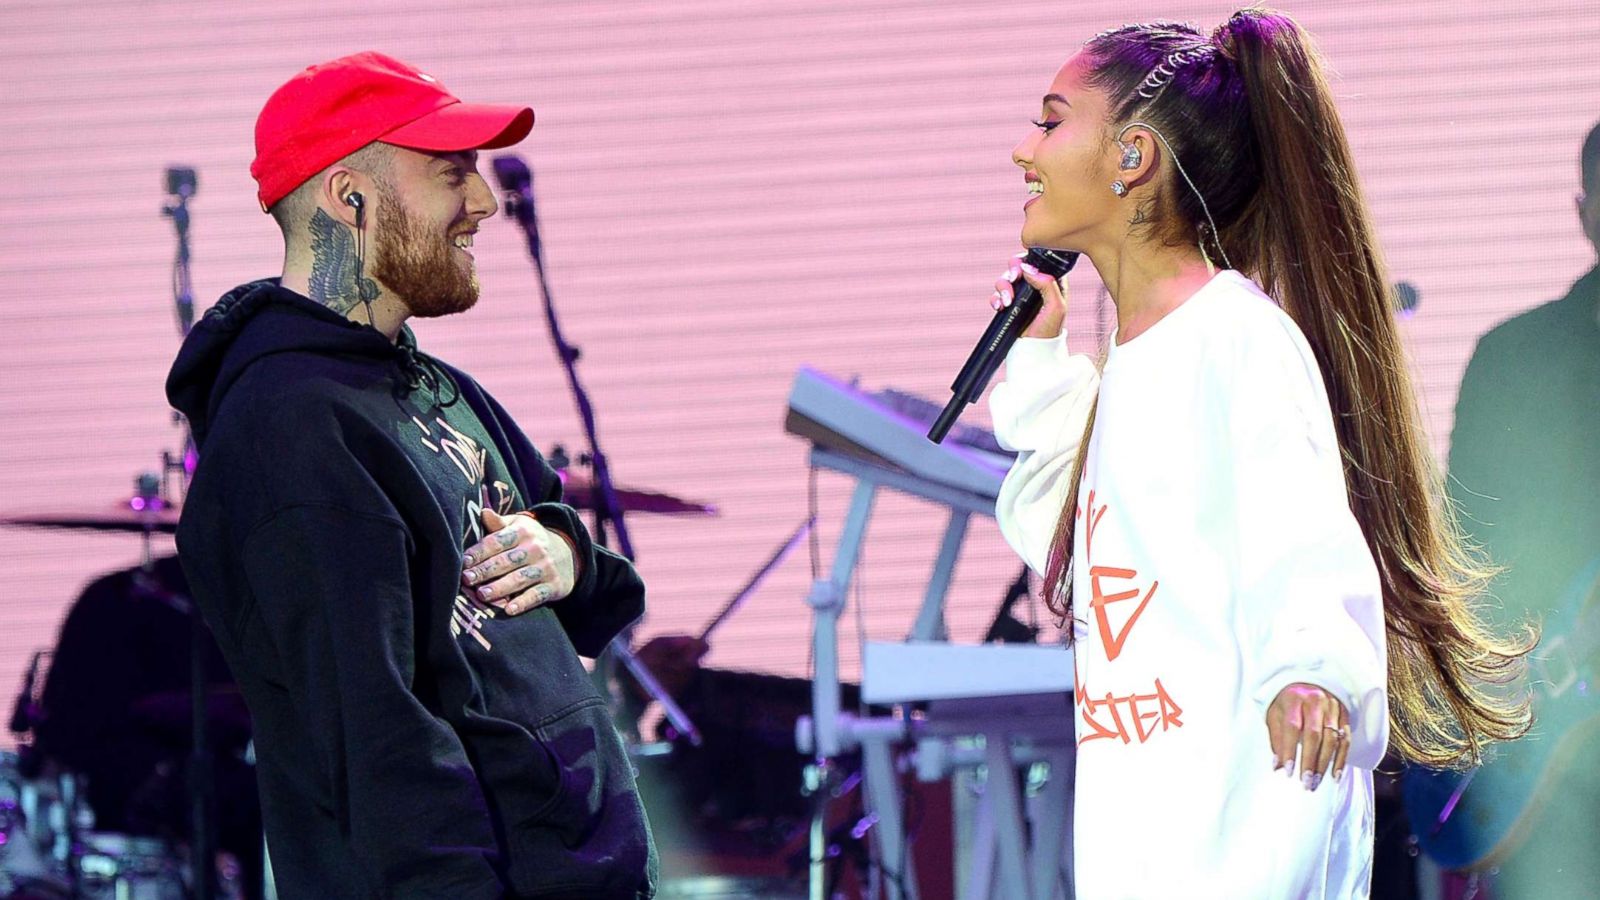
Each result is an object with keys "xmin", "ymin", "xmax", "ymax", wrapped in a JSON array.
[
  {"xmin": 1580, "ymin": 168, "xmax": 1600, "ymax": 260},
  {"xmin": 370, "ymin": 148, "xmax": 498, "ymax": 318}
]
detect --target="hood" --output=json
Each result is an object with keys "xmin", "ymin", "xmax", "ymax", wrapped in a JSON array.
[{"xmin": 166, "ymin": 280, "xmax": 452, "ymax": 447}]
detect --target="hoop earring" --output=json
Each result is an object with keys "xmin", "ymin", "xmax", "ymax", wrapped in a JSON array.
[{"xmin": 1111, "ymin": 181, "xmax": 1128, "ymax": 197}]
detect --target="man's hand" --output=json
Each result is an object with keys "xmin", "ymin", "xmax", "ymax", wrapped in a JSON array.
[
  {"xmin": 1266, "ymin": 682, "xmax": 1351, "ymax": 791},
  {"xmin": 461, "ymin": 509, "xmax": 577, "ymax": 615}
]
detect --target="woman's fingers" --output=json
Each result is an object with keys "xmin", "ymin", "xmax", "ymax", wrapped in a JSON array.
[
  {"xmin": 1267, "ymin": 702, "xmax": 1298, "ymax": 776},
  {"xmin": 1309, "ymin": 695, "xmax": 1342, "ymax": 790},
  {"xmin": 986, "ymin": 252, "xmax": 1070, "ymax": 339},
  {"xmin": 1265, "ymin": 683, "xmax": 1353, "ymax": 791},
  {"xmin": 992, "ymin": 267, "xmax": 1020, "ymax": 309},
  {"xmin": 1331, "ymin": 702, "xmax": 1351, "ymax": 780},
  {"xmin": 1020, "ymin": 262, "xmax": 1070, "ymax": 338}
]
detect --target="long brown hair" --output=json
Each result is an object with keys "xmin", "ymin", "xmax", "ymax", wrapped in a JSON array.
[{"xmin": 1041, "ymin": 9, "xmax": 1533, "ymax": 769}]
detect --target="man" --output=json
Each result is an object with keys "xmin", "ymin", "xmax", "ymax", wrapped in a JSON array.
[
  {"xmin": 166, "ymin": 52, "xmax": 657, "ymax": 899},
  {"xmin": 1445, "ymin": 120, "xmax": 1600, "ymax": 896}
]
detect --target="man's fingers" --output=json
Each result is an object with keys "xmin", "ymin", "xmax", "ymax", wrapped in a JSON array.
[
  {"xmin": 474, "ymin": 564, "xmax": 548, "ymax": 603},
  {"xmin": 462, "ymin": 545, "xmax": 536, "ymax": 586},
  {"xmin": 497, "ymin": 583, "xmax": 554, "ymax": 616},
  {"xmin": 462, "ymin": 525, "xmax": 521, "ymax": 566},
  {"xmin": 511, "ymin": 584, "xmax": 554, "ymax": 614}
]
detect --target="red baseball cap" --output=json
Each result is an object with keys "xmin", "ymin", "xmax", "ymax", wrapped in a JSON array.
[{"xmin": 250, "ymin": 51, "xmax": 534, "ymax": 211}]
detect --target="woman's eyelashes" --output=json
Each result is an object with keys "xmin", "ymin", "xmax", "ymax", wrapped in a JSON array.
[{"xmin": 1031, "ymin": 119, "xmax": 1062, "ymax": 133}]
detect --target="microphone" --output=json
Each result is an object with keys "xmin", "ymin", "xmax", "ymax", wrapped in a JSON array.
[
  {"xmin": 162, "ymin": 166, "xmax": 198, "ymax": 334},
  {"xmin": 491, "ymin": 155, "xmax": 539, "ymax": 258},
  {"xmin": 928, "ymin": 247, "xmax": 1079, "ymax": 444}
]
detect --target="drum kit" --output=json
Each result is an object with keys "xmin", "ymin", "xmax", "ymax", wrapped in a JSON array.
[
  {"xmin": 0, "ymin": 753, "xmax": 186, "ymax": 900},
  {"xmin": 0, "ymin": 470, "xmax": 717, "ymax": 899}
]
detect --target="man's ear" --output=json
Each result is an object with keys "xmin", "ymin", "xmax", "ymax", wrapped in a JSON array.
[{"xmin": 318, "ymin": 168, "xmax": 364, "ymax": 228}]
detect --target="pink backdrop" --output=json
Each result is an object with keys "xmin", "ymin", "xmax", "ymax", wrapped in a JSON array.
[{"xmin": 2, "ymin": 0, "xmax": 1597, "ymax": 749}]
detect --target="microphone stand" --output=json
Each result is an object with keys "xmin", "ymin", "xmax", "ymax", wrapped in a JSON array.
[
  {"xmin": 163, "ymin": 165, "xmax": 217, "ymax": 900},
  {"xmin": 492, "ymin": 155, "xmax": 701, "ymax": 746}
]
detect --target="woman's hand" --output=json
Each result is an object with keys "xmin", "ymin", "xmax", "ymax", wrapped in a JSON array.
[
  {"xmin": 990, "ymin": 251, "xmax": 1071, "ymax": 339},
  {"xmin": 1266, "ymin": 682, "xmax": 1351, "ymax": 791},
  {"xmin": 461, "ymin": 509, "xmax": 577, "ymax": 615}
]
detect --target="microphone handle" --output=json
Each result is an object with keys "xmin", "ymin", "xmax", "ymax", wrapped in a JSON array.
[
  {"xmin": 928, "ymin": 247, "xmax": 1078, "ymax": 444},
  {"xmin": 929, "ymin": 290, "xmax": 1044, "ymax": 444},
  {"xmin": 949, "ymin": 288, "xmax": 1044, "ymax": 400}
]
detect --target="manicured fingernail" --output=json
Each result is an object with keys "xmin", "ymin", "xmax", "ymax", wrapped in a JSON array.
[
  {"xmin": 1333, "ymin": 767, "xmax": 1342, "ymax": 782},
  {"xmin": 1020, "ymin": 263, "xmax": 1040, "ymax": 277},
  {"xmin": 1006, "ymin": 266, "xmax": 1020, "ymax": 281},
  {"xmin": 1304, "ymin": 773, "xmax": 1321, "ymax": 791},
  {"xmin": 1285, "ymin": 759, "xmax": 1296, "ymax": 779},
  {"xmin": 990, "ymin": 294, "xmax": 1002, "ymax": 310}
]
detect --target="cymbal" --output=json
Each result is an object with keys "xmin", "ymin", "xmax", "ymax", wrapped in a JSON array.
[
  {"xmin": 557, "ymin": 471, "xmax": 718, "ymax": 517},
  {"xmin": 0, "ymin": 499, "xmax": 180, "ymax": 534},
  {"xmin": 0, "ymin": 471, "xmax": 720, "ymax": 534}
]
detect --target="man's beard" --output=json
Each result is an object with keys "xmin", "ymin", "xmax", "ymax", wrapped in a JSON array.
[{"xmin": 370, "ymin": 191, "xmax": 479, "ymax": 319}]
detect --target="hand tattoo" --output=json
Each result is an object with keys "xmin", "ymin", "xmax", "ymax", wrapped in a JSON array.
[{"xmin": 307, "ymin": 208, "xmax": 380, "ymax": 314}]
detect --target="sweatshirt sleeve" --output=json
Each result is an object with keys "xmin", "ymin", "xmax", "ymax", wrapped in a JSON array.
[
  {"xmin": 988, "ymin": 332, "xmax": 1101, "ymax": 576},
  {"xmin": 1223, "ymin": 321, "xmax": 1389, "ymax": 768},
  {"xmin": 526, "ymin": 488, "xmax": 647, "ymax": 659},
  {"xmin": 241, "ymin": 505, "xmax": 506, "ymax": 898}
]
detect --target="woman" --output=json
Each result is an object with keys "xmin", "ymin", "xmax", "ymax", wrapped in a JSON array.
[{"xmin": 986, "ymin": 10, "xmax": 1532, "ymax": 898}]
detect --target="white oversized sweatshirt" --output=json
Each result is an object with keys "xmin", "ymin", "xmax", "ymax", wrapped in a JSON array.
[{"xmin": 989, "ymin": 271, "xmax": 1388, "ymax": 899}]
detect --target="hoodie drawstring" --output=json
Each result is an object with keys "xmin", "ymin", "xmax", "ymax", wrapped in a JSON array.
[{"xmin": 394, "ymin": 342, "xmax": 461, "ymax": 408}]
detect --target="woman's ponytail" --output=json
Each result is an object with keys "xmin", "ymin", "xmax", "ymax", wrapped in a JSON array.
[{"xmin": 1221, "ymin": 10, "xmax": 1534, "ymax": 768}]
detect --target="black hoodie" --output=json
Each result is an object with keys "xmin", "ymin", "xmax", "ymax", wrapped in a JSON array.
[{"xmin": 166, "ymin": 281, "xmax": 657, "ymax": 899}]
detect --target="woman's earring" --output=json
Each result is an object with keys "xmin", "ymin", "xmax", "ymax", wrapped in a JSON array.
[{"xmin": 1111, "ymin": 180, "xmax": 1128, "ymax": 196}]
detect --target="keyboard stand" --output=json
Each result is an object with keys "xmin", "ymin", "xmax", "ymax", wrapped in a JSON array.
[{"xmin": 796, "ymin": 447, "xmax": 1074, "ymax": 900}]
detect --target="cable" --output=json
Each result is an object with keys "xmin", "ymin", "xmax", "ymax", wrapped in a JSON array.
[{"xmin": 808, "ymin": 465, "xmax": 822, "ymax": 582}]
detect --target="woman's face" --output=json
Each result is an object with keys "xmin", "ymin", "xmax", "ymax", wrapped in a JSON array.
[{"xmin": 1012, "ymin": 54, "xmax": 1121, "ymax": 251}]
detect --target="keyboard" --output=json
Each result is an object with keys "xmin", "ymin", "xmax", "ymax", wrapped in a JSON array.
[{"xmin": 784, "ymin": 367, "xmax": 1015, "ymax": 500}]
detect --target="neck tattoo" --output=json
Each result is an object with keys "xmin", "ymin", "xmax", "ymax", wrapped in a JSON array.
[{"xmin": 307, "ymin": 208, "xmax": 380, "ymax": 316}]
